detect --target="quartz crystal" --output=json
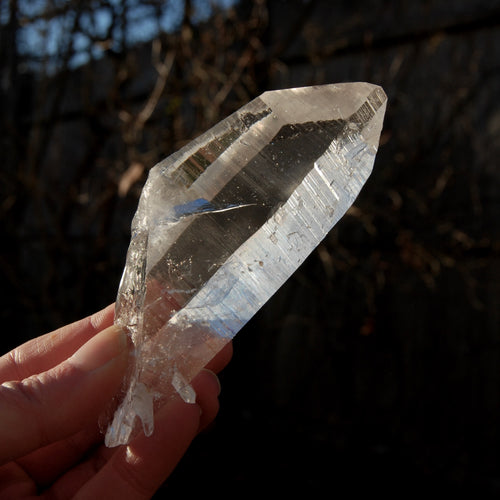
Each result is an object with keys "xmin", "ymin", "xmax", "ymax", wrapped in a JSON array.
[{"xmin": 105, "ymin": 82, "xmax": 387, "ymax": 447}]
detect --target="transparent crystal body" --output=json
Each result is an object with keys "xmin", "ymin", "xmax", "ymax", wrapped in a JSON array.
[{"xmin": 105, "ymin": 83, "xmax": 387, "ymax": 446}]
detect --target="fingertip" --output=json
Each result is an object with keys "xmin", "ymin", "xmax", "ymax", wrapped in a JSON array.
[
  {"xmin": 69, "ymin": 324, "xmax": 128, "ymax": 374},
  {"xmin": 89, "ymin": 304, "xmax": 116, "ymax": 332},
  {"xmin": 205, "ymin": 341, "xmax": 233, "ymax": 373},
  {"xmin": 199, "ymin": 369, "xmax": 222, "ymax": 396},
  {"xmin": 191, "ymin": 369, "xmax": 221, "ymax": 431}
]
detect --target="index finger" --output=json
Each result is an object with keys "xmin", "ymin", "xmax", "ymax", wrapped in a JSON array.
[{"xmin": 0, "ymin": 304, "xmax": 115, "ymax": 383}]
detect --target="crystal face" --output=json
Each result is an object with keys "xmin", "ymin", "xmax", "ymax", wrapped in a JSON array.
[{"xmin": 104, "ymin": 82, "xmax": 387, "ymax": 447}]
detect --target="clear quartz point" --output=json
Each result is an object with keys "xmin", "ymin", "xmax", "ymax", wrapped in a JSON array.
[{"xmin": 104, "ymin": 82, "xmax": 387, "ymax": 447}]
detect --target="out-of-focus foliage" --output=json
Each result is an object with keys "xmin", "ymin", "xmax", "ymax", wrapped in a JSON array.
[
  {"xmin": 0, "ymin": 0, "xmax": 265, "ymax": 333},
  {"xmin": 4, "ymin": 0, "xmax": 235, "ymax": 71},
  {"xmin": 1, "ymin": 0, "xmax": 499, "ymax": 496}
]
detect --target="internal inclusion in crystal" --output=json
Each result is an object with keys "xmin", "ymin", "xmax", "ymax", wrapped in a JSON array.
[{"xmin": 104, "ymin": 83, "xmax": 387, "ymax": 447}]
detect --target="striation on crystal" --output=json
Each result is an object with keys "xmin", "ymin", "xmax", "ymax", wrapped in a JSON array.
[{"xmin": 104, "ymin": 82, "xmax": 387, "ymax": 447}]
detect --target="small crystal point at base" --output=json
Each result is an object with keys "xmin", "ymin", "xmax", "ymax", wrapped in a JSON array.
[{"xmin": 104, "ymin": 82, "xmax": 387, "ymax": 447}]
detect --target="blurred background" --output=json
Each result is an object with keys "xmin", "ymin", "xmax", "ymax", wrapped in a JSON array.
[{"xmin": 1, "ymin": 0, "xmax": 499, "ymax": 496}]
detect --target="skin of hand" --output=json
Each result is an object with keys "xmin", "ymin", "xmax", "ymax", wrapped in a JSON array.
[{"xmin": 0, "ymin": 304, "xmax": 232, "ymax": 499}]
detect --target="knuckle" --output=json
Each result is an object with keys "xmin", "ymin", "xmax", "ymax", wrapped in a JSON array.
[
  {"xmin": 4, "ymin": 349, "xmax": 23, "ymax": 381},
  {"xmin": 1, "ymin": 376, "xmax": 45, "ymax": 410},
  {"xmin": 0, "ymin": 362, "xmax": 78, "ymax": 446},
  {"xmin": 0, "ymin": 377, "xmax": 48, "ymax": 446}
]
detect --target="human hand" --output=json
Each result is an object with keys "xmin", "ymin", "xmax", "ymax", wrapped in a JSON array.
[{"xmin": 0, "ymin": 304, "xmax": 232, "ymax": 498}]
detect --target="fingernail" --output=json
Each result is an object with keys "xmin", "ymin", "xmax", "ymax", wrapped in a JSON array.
[
  {"xmin": 202, "ymin": 368, "xmax": 221, "ymax": 396},
  {"xmin": 70, "ymin": 324, "xmax": 128, "ymax": 372}
]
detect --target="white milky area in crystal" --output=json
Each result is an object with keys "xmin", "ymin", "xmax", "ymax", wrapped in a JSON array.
[{"xmin": 104, "ymin": 82, "xmax": 387, "ymax": 447}]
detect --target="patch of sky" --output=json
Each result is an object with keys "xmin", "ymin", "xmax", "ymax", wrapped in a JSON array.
[
  {"xmin": 0, "ymin": 1, "xmax": 10, "ymax": 24},
  {"xmin": 12, "ymin": 0, "xmax": 239, "ymax": 73},
  {"xmin": 160, "ymin": 1, "xmax": 185, "ymax": 33},
  {"xmin": 18, "ymin": 15, "xmax": 69, "ymax": 59},
  {"xmin": 79, "ymin": 7, "xmax": 113, "ymax": 39},
  {"xmin": 16, "ymin": 0, "xmax": 47, "ymax": 19},
  {"xmin": 126, "ymin": 3, "xmax": 160, "ymax": 45},
  {"xmin": 192, "ymin": 0, "xmax": 237, "ymax": 22}
]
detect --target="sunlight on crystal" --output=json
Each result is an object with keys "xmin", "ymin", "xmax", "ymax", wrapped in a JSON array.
[{"xmin": 104, "ymin": 82, "xmax": 387, "ymax": 447}]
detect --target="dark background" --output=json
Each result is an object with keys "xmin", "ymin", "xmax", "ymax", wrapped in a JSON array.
[{"xmin": 1, "ymin": 0, "xmax": 499, "ymax": 496}]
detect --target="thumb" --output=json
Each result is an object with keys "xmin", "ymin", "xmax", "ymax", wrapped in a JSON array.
[{"xmin": 0, "ymin": 324, "xmax": 128, "ymax": 464}]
